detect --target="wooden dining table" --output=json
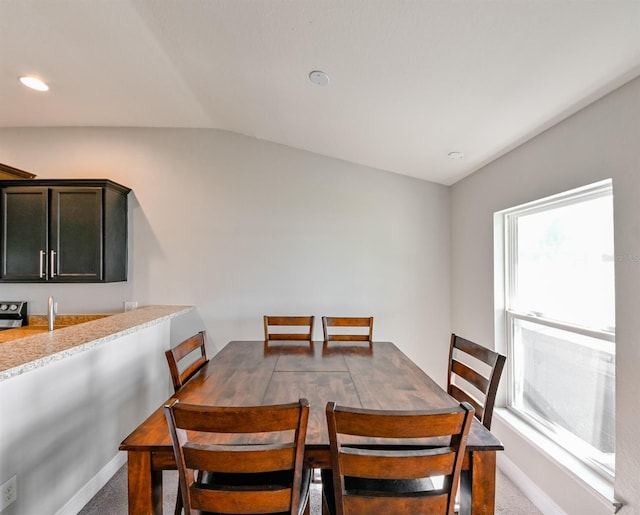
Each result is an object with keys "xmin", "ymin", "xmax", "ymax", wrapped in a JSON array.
[{"xmin": 120, "ymin": 340, "xmax": 504, "ymax": 514}]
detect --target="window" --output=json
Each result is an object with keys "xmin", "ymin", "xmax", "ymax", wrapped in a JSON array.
[{"xmin": 499, "ymin": 180, "xmax": 615, "ymax": 478}]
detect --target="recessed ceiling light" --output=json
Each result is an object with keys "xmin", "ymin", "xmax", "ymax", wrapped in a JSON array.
[
  {"xmin": 309, "ymin": 70, "xmax": 330, "ymax": 86},
  {"xmin": 19, "ymin": 76, "xmax": 49, "ymax": 91},
  {"xmin": 448, "ymin": 151, "xmax": 464, "ymax": 160}
]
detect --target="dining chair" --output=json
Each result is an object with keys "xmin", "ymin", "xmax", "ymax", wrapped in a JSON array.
[
  {"xmin": 264, "ymin": 315, "xmax": 315, "ymax": 343},
  {"xmin": 164, "ymin": 398, "xmax": 312, "ymax": 515},
  {"xmin": 323, "ymin": 401, "xmax": 475, "ymax": 515},
  {"xmin": 321, "ymin": 316, "xmax": 373, "ymax": 345},
  {"xmin": 165, "ymin": 330, "xmax": 210, "ymax": 393},
  {"xmin": 164, "ymin": 330, "xmax": 209, "ymax": 514},
  {"xmin": 448, "ymin": 333, "xmax": 506, "ymax": 430}
]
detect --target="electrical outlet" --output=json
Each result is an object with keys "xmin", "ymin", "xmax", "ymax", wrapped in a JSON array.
[
  {"xmin": 124, "ymin": 301, "xmax": 138, "ymax": 312},
  {"xmin": 0, "ymin": 475, "xmax": 17, "ymax": 511}
]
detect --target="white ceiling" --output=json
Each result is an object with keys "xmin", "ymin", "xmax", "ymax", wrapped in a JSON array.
[{"xmin": 2, "ymin": 1, "xmax": 639, "ymax": 185}]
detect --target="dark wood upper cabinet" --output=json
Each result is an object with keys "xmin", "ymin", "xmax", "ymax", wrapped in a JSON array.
[{"xmin": 0, "ymin": 179, "xmax": 131, "ymax": 283}]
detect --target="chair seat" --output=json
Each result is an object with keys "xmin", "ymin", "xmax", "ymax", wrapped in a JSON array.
[
  {"xmin": 321, "ymin": 469, "xmax": 435, "ymax": 514},
  {"xmin": 200, "ymin": 468, "xmax": 311, "ymax": 515}
]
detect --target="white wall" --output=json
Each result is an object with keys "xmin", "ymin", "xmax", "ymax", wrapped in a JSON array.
[
  {"xmin": 0, "ymin": 128, "xmax": 451, "ymax": 383},
  {"xmin": 450, "ymin": 76, "xmax": 640, "ymax": 513}
]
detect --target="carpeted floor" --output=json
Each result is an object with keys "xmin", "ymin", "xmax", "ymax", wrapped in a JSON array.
[{"xmin": 79, "ymin": 464, "xmax": 542, "ymax": 514}]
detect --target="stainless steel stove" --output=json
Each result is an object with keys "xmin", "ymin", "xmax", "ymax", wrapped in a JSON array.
[{"xmin": 0, "ymin": 301, "xmax": 28, "ymax": 330}]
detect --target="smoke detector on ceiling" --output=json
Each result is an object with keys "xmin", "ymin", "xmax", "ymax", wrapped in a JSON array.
[{"xmin": 309, "ymin": 70, "xmax": 330, "ymax": 86}]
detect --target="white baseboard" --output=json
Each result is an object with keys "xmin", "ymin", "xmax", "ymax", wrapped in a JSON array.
[
  {"xmin": 497, "ymin": 454, "xmax": 565, "ymax": 515},
  {"xmin": 55, "ymin": 452, "xmax": 126, "ymax": 515}
]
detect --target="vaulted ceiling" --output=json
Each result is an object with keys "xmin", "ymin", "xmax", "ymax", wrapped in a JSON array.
[{"xmin": 2, "ymin": 1, "xmax": 639, "ymax": 185}]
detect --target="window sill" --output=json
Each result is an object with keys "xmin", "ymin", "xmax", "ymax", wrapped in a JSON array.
[{"xmin": 494, "ymin": 408, "xmax": 621, "ymax": 513}]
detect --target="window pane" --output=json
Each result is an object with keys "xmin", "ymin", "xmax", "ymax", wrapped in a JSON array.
[
  {"xmin": 511, "ymin": 317, "xmax": 615, "ymax": 472},
  {"xmin": 513, "ymin": 194, "xmax": 614, "ymax": 330}
]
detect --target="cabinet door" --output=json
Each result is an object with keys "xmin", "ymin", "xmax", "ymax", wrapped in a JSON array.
[
  {"xmin": 50, "ymin": 187, "xmax": 103, "ymax": 281},
  {"xmin": 1, "ymin": 187, "xmax": 48, "ymax": 281}
]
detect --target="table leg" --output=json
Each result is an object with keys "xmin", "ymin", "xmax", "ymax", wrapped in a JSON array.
[
  {"xmin": 459, "ymin": 450, "xmax": 497, "ymax": 515},
  {"xmin": 127, "ymin": 451, "xmax": 163, "ymax": 515}
]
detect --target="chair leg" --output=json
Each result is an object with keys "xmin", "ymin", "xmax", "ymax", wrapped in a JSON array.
[
  {"xmin": 322, "ymin": 493, "xmax": 330, "ymax": 515},
  {"xmin": 174, "ymin": 487, "xmax": 182, "ymax": 515},
  {"xmin": 319, "ymin": 468, "xmax": 334, "ymax": 515}
]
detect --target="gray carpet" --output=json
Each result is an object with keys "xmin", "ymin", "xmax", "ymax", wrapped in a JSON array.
[{"xmin": 79, "ymin": 464, "xmax": 542, "ymax": 514}]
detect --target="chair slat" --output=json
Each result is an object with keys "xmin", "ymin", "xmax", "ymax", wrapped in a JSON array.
[
  {"xmin": 454, "ymin": 335, "xmax": 500, "ymax": 365},
  {"xmin": 184, "ymin": 445, "xmax": 295, "ymax": 473},
  {"xmin": 343, "ymin": 493, "xmax": 448, "ymax": 515},
  {"xmin": 327, "ymin": 334, "xmax": 370, "ymax": 342},
  {"xmin": 268, "ymin": 316, "xmax": 314, "ymax": 326},
  {"xmin": 334, "ymin": 406, "xmax": 465, "ymax": 439},
  {"xmin": 326, "ymin": 317, "xmax": 373, "ymax": 327},
  {"xmin": 341, "ymin": 449, "xmax": 456, "ymax": 479},
  {"xmin": 451, "ymin": 359, "xmax": 490, "ymax": 392},
  {"xmin": 172, "ymin": 401, "xmax": 304, "ymax": 433},
  {"xmin": 449, "ymin": 384, "xmax": 484, "ymax": 420},
  {"xmin": 269, "ymin": 333, "xmax": 313, "ymax": 341}
]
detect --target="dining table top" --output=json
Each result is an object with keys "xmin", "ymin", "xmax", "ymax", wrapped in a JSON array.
[{"xmin": 120, "ymin": 340, "xmax": 503, "ymax": 454}]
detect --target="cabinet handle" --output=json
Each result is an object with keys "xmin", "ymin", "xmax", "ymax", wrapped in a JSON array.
[
  {"xmin": 39, "ymin": 250, "xmax": 45, "ymax": 278},
  {"xmin": 50, "ymin": 250, "xmax": 57, "ymax": 278}
]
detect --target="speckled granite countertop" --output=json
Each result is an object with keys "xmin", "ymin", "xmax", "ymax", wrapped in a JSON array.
[{"xmin": 0, "ymin": 305, "xmax": 193, "ymax": 381}]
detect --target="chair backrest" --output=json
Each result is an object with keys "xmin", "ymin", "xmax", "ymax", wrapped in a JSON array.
[
  {"xmin": 264, "ymin": 316, "xmax": 315, "ymax": 342},
  {"xmin": 322, "ymin": 316, "xmax": 373, "ymax": 344},
  {"xmin": 164, "ymin": 331, "xmax": 209, "ymax": 393},
  {"xmin": 447, "ymin": 333, "xmax": 506, "ymax": 429},
  {"xmin": 164, "ymin": 398, "xmax": 310, "ymax": 515},
  {"xmin": 326, "ymin": 401, "xmax": 475, "ymax": 515}
]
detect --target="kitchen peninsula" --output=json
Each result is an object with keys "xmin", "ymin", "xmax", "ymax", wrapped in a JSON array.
[
  {"xmin": 0, "ymin": 305, "xmax": 192, "ymax": 381},
  {"xmin": 0, "ymin": 305, "xmax": 196, "ymax": 515}
]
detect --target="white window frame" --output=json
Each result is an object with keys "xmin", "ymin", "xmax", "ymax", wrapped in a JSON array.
[{"xmin": 498, "ymin": 179, "xmax": 615, "ymax": 481}]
